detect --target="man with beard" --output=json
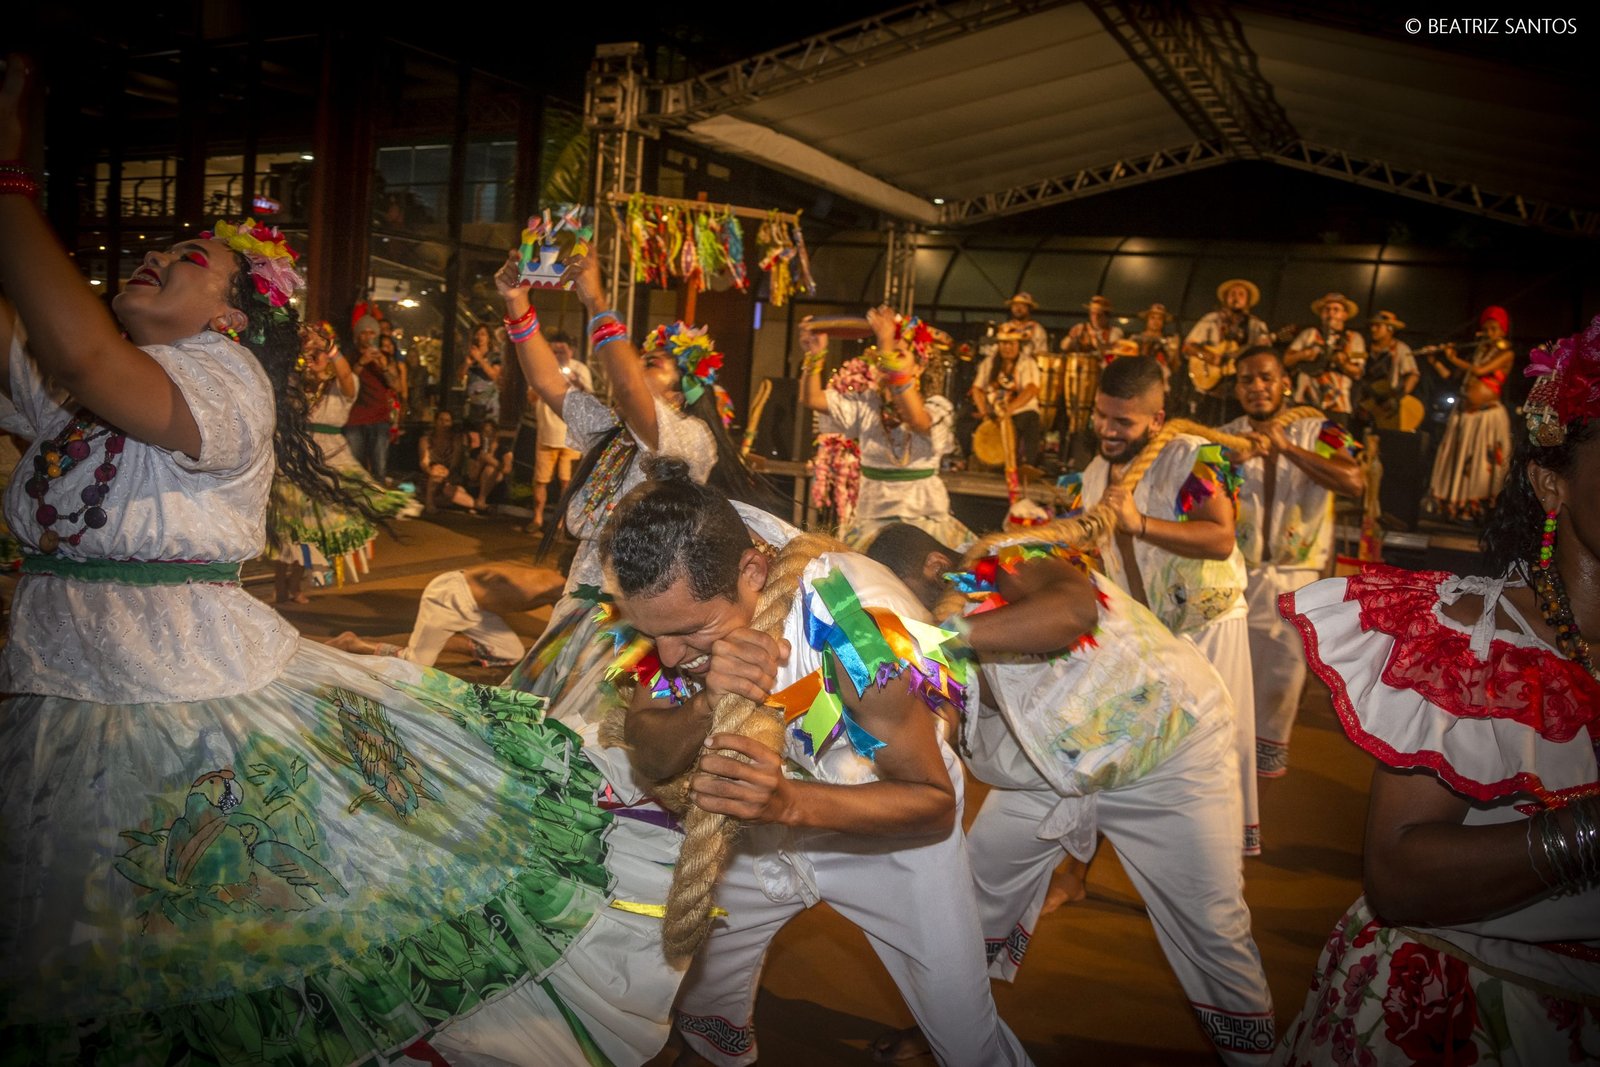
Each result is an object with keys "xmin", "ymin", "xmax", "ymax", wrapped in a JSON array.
[
  {"xmin": 605, "ymin": 462, "xmax": 1031, "ymax": 1067},
  {"xmin": 1221, "ymin": 349, "xmax": 1363, "ymax": 778},
  {"xmin": 1286, "ymin": 292, "xmax": 1366, "ymax": 425},
  {"xmin": 865, "ymin": 523, "xmax": 1276, "ymax": 1066},
  {"xmin": 1066, "ymin": 356, "xmax": 1260, "ymax": 854},
  {"xmin": 1182, "ymin": 279, "xmax": 1271, "ymax": 424}
]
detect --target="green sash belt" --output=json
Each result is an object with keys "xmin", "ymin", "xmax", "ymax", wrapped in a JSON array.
[
  {"xmin": 308, "ymin": 422, "xmax": 347, "ymax": 434},
  {"xmin": 21, "ymin": 555, "xmax": 244, "ymax": 586},
  {"xmin": 861, "ymin": 466, "xmax": 937, "ymax": 482}
]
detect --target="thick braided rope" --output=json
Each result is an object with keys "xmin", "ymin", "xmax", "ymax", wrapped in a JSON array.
[
  {"xmin": 933, "ymin": 408, "xmax": 1323, "ymax": 618},
  {"xmin": 660, "ymin": 531, "xmax": 846, "ymax": 962}
]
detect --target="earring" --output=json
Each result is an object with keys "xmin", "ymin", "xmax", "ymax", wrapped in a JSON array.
[{"xmin": 1538, "ymin": 508, "xmax": 1558, "ymax": 570}]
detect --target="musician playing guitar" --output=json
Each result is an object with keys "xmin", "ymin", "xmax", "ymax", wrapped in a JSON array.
[
  {"xmin": 1358, "ymin": 310, "xmax": 1423, "ymax": 432},
  {"xmin": 1182, "ymin": 278, "xmax": 1271, "ymax": 424},
  {"xmin": 1286, "ymin": 292, "xmax": 1366, "ymax": 425}
]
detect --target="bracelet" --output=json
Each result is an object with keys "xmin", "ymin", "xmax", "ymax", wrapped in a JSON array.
[
  {"xmin": 589, "ymin": 310, "xmax": 619, "ymax": 329},
  {"xmin": 591, "ymin": 319, "xmax": 628, "ymax": 348},
  {"xmin": 1529, "ymin": 815, "xmax": 1561, "ymax": 894},
  {"xmin": 0, "ymin": 171, "xmax": 39, "ymax": 200},
  {"xmin": 1571, "ymin": 797, "xmax": 1599, "ymax": 890},
  {"xmin": 1540, "ymin": 809, "xmax": 1581, "ymax": 895}
]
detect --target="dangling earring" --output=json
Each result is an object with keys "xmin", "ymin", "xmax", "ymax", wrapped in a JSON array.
[{"xmin": 1538, "ymin": 508, "xmax": 1558, "ymax": 570}]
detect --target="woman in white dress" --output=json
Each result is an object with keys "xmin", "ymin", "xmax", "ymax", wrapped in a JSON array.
[{"xmin": 0, "ymin": 66, "xmax": 699, "ymax": 1064}]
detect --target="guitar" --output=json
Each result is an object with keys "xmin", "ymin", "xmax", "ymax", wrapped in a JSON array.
[{"xmin": 1186, "ymin": 323, "xmax": 1299, "ymax": 394}]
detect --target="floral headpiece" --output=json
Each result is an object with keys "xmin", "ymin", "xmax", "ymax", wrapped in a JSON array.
[
  {"xmin": 1523, "ymin": 314, "xmax": 1600, "ymax": 447},
  {"xmin": 642, "ymin": 322, "xmax": 723, "ymax": 405},
  {"xmin": 200, "ymin": 218, "xmax": 306, "ymax": 339}
]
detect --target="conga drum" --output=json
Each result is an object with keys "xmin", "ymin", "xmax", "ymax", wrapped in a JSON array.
[{"xmin": 1060, "ymin": 353, "xmax": 1101, "ymax": 437}]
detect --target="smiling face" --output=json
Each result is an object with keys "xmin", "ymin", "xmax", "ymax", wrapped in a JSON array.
[
  {"xmin": 113, "ymin": 238, "xmax": 244, "ymax": 347},
  {"xmin": 613, "ymin": 559, "xmax": 765, "ymax": 675},
  {"xmin": 1235, "ymin": 351, "xmax": 1290, "ymax": 420},
  {"xmin": 1092, "ymin": 384, "xmax": 1165, "ymax": 464}
]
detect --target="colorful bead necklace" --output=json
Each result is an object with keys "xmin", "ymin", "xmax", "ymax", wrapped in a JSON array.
[
  {"xmin": 1530, "ymin": 562, "xmax": 1599, "ymax": 683},
  {"xmin": 23, "ymin": 413, "xmax": 126, "ymax": 554}
]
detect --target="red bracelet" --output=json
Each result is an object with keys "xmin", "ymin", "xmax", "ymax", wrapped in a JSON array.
[{"xmin": 591, "ymin": 320, "xmax": 628, "ymax": 347}]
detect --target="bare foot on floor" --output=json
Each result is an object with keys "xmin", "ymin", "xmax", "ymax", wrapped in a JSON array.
[
  {"xmin": 326, "ymin": 631, "xmax": 380, "ymax": 655},
  {"xmin": 1042, "ymin": 856, "xmax": 1089, "ymax": 913},
  {"xmin": 870, "ymin": 1026, "xmax": 932, "ymax": 1062}
]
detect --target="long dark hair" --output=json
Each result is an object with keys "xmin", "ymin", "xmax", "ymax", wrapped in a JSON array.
[
  {"xmin": 537, "ymin": 384, "xmax": 782, "ymax": 561},
  {"xmin": 228, "ymin": 253, "xmax": 387, "ymax": 525},
  {"xmin": 1479, "ymin": 417, "xmax": 1593, "ymax": 577}
]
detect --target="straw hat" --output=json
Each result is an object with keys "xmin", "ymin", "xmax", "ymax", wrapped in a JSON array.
[
  {"xmin": 1007, "ymin": 292, "xmax": 1038, "ymax": 310},
  {"xmin": 1368, "ymin": 310, "xmax": 1406, "ymax": 331},
  {"xmin": 1311, "ymin": 292, "xmax": 1358, "ymax": 318},
  {"xmin": 1216, "ymin": 279, "xmax": 1260, "ymax": 307}
]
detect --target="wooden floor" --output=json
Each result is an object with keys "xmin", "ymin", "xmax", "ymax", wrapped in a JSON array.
[{"xmin": 268, "ymin": 510, "xmax": 1370, "ymax": 1067}]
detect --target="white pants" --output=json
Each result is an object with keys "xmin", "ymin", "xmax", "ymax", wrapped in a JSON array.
[
  {"xmin": 1190, "ymin": 614, "xmax": 1260, "ymax": 854},
  {"xmin": 396, "ymin": 570, "xmax": 524, "ymax": 667},
  {"xmin": 1246, "ymin": 566, "xmax": 1318, "ymax": 776},
  {"xmin": 967, "ymin": 715, "xmax": 1276, "ymax": 1064},
  {"xmin": 675, "ymin": 750, "xmax": 1032, "ymax": 1067}
]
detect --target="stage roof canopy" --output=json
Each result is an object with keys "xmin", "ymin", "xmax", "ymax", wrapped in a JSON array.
[{"xmin": 630, "ymin": 2, "xmax": 1597, "ymax": 237}]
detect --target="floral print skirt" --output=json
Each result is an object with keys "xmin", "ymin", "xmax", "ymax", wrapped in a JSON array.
[
  {"xmin": 1276, "ymin": 897, "xmax": 1600, "ymax": 1066},
  {"xmin": 0, "ymin": 642, "xmax": 626, "ymax": 1066}
]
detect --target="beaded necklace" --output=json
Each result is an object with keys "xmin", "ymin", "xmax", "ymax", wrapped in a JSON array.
[
  {"xmin": 1530, "ymin": 562, "xmax": 1599, "ymax": 683},
  {"xmin": 24, "ymin": 413, "xmax": 127, "ymax": 554}
]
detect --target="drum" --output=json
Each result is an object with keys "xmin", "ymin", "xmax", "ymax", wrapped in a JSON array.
[
  {"xmin": 1060, "ymin": 353, "xmax": 1101, "ymax": 437},
  {"xmin": 972, "ymin": 417, "xmax": 1007, "ymax": 466}
]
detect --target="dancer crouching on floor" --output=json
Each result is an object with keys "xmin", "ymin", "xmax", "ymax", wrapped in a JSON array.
[{"xmin": 599, "ymin": 460, "xmax": 1031, "ymax": 1067}]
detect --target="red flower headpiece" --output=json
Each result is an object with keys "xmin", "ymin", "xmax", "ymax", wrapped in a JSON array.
[{"xmin": 1523, "ymin": 314, "xmax": 1600, "ymax": 446}]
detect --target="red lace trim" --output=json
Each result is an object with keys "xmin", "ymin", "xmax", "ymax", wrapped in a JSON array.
[
  {"xmin": 1344, "ymin": 566, "xmax": 1600, "ymax": 744},
  {"xmin": 1279, "ymin": 571, "xmax": 1598, "ymax": 803}
]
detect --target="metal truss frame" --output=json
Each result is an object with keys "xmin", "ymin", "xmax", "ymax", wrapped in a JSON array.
[
  {"xmin": 1272, "ymin": 140, "xmax": 1600, "ymax": 238},
  {"xmin": 881, "ymin": 222, "xmax": 919, "ymax": 315},
  {"xmin": 939, "ymin": 140, "xmax": 1231, "ymax": 222},
  {"xmin": 651, "ymin": 0, "xmax": 1071, "ymax": 125},
  {"xmin": 1085, "ymin": 0, "xmax": 1297, "ymax": 156}
]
